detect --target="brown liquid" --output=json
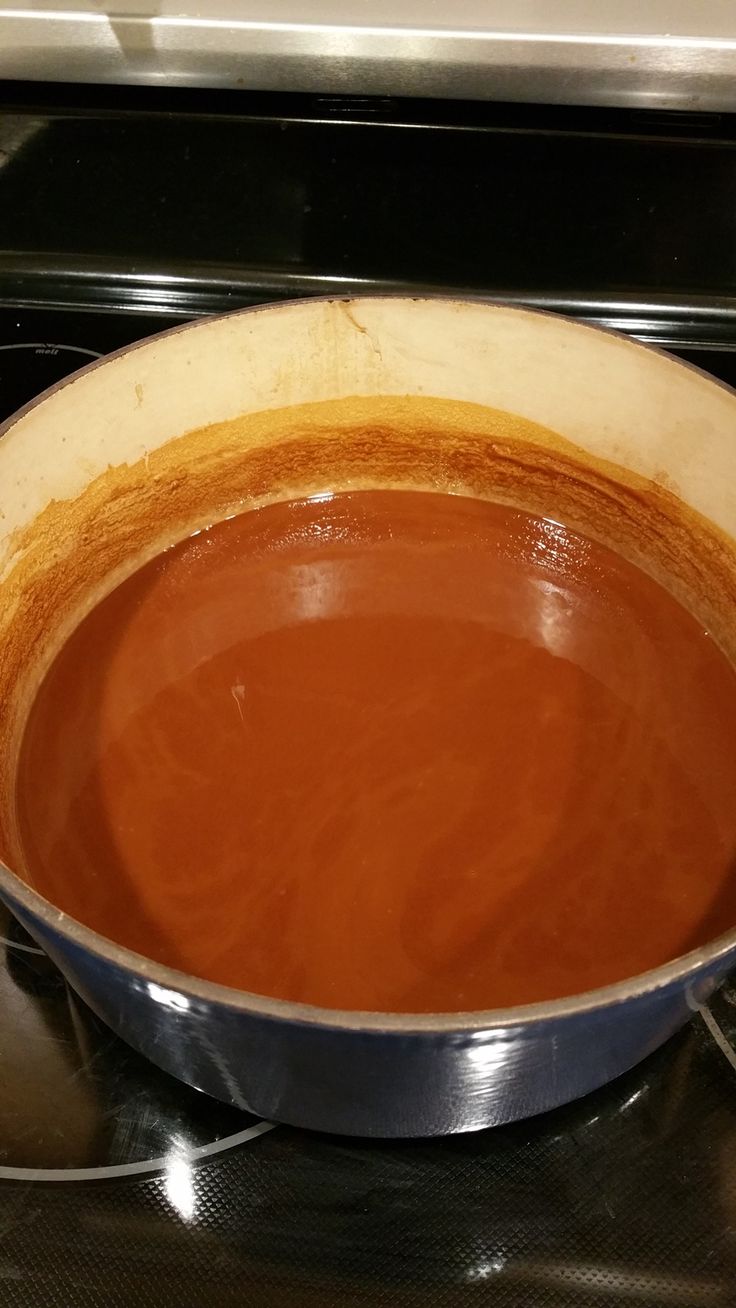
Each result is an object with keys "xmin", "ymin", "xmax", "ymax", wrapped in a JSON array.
[{"xmin": 15, "ymin": 489, "xmax": 736, "ymax": 1011}]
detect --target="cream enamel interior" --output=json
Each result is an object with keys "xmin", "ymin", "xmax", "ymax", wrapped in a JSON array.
[{"xmin": 3, "ymin": 297, "xmax": 736, "ymax": 561}]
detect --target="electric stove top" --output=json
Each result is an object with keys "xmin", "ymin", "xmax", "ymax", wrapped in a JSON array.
[
  {"xmin": 3, "ymin": 85, "xmax": 736, "ymax": 1305},
  {"xmin": 3, "ymin": 900, "xmax": 736, "ymax": 1306}
]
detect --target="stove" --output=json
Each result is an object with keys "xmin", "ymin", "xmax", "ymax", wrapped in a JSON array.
[
  {"xmin": 2, "ymin": 82, "xmax": 736, "ymax": 1305},
  {"xmin": 3, "ymin": 899, "xmax": 736, "ymax": 1305}
]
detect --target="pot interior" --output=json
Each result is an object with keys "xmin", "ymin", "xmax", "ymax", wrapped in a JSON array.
[{"xmin": 2, "ymin": 299, "xmax": 736, "ymax": 1009}]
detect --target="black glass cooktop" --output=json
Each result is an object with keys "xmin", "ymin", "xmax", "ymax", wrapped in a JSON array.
[
  {"xmin": 3, "ymin": 900, "xmax": 736, "ymax": 1307},
  {"xmin": 3, "ymin": 83, "xmax": 736, "ymax": 1305}
]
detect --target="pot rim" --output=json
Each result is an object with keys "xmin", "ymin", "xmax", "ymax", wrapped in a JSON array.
[{"xmin": 2, "ymin": 292, "xmax": 736, "ymax": 1035}]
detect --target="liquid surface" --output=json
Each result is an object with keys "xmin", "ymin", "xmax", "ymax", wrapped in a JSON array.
[{"xmin": 15, "ymin": 490, "xmax": 736, "ymax": 1012}]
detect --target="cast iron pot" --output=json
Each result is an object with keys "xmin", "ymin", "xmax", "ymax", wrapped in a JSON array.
[{"xmin": 1, "ymin": 296, "xmax": 735, "ymax": 1137}]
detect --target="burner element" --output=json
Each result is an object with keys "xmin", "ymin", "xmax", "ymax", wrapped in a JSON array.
[{"xmin": 0, "ymin": 908, "xmax": 273, "ymax": 1179}]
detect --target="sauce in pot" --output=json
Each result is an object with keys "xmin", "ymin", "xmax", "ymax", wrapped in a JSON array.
[{"xmin": 15, "ymin": 489, "xmax": 736, "ymax": 1011}]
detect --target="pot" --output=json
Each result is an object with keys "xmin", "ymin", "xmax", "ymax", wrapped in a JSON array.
[{"xmin": 1, "ymin": 296, "xmax": 736, "ymax": 1138}]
